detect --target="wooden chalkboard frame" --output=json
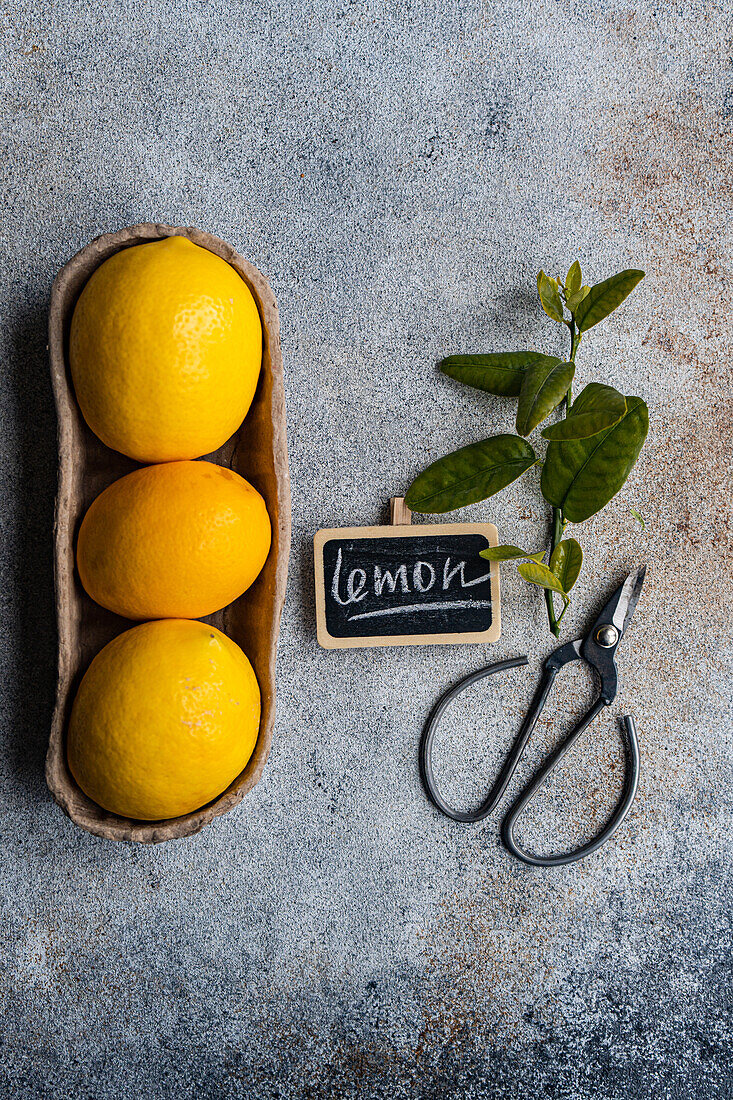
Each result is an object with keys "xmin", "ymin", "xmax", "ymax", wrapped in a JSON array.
[{"xmin": 314, "ymin": 521, "xmax": 501, "ymax": 649}]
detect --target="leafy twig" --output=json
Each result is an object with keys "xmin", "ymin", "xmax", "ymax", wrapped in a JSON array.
[{"xmin": 404, "ymin": 260, "xmax": 649, "ymax": 635}]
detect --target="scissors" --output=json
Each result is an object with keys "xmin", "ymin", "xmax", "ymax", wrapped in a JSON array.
[{"xmin": 420, "ymin": 566, "xmax": 646, "ymax": 867}]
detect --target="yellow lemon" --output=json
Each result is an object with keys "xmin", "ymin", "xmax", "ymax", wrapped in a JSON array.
[
  {"xmin": 67, "ymin": 620, "xmax": 260, "ymax": 820},
  {"xmin": 69, "ymin": 236, "xmax": 262, "ymax": 462},
  {"xmin": 77, "ymin": 460, "xmax": 271, "ymax": 620}
]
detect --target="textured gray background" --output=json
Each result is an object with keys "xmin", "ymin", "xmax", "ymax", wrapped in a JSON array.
[{"xmin": 1, "ymin": 1, "xmax": 731, "ymax": 1097}]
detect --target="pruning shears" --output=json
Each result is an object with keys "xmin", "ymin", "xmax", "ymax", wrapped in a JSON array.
[{"xmin": 420, "ymin": 566, "xmax": 646, "ymax": 867}]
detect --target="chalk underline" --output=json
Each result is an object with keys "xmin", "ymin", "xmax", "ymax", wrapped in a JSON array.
[{"xmin": 348, "ymin": 600, "xmax": 493, "ymax": 621}]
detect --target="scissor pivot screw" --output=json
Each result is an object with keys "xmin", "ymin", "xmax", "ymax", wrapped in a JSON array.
[{"xmin": 596, "ymin": 624, "xmax": 619, "ymax": 648}]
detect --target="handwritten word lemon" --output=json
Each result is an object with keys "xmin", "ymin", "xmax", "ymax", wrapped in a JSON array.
[
  {"xmin": 77, "ymin": 460, "xmax": 271, "ymax": 621},
  {"xmin": 69, "ymin": 236, "xmax": 262, "ymax": 462},
  {"xmin": 67, "ymin": 620, "xmax": 260, "ymax": 820}
]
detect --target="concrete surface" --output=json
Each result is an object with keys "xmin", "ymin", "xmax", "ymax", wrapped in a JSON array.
[{"xmin": 1, "ymin": 1, "xmax": 731, "ymax": 1097}]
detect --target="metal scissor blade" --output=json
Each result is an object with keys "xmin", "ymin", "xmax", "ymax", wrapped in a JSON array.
[
  {"xmin": 580, "ymin": 565, "xmax": 647, "ymax": 703},
  {"xmin": 611, "ymin": 565, "xmax": 647, "ymax": 636}
]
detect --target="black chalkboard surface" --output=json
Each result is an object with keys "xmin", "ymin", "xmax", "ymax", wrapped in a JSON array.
[{"xmin": 314, "ymin": 520, "xmax": 500, "ymax": 649}]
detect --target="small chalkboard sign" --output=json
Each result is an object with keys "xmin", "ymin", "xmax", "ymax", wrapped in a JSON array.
[{"xmin": 314, "ymin": 499, "xmax": 501, "ymax": 649}]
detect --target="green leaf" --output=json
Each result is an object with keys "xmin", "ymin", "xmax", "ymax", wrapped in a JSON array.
[
  {"xmin": 630, "ymin": 507, "xmax": 646, "ymax": 530},
  {"xmin": 405, "ymin": 434, "xmax": 537, "ymax": 514},
  {"xmin": 516, "ymin": 359, "xmax": 575, "ymax": 436},
  {"xmin": 566, "ymin": 260, "xmax": 582, "ymax": 294},
  {"xmin": 480, "ymin": 545, "xmax": 545, "ymax": 562},
  {"xmin": 440, "ymin": 351, "xmax": 548, "ymax": 397},
  {"xmin": 566, "ymin": 286, "xmax": 590, "ymax": 312},
  {"xmin": 541, "ymin": 391, "xmax": 649, "ymax": 522},
  {"xmin": 549, "ymin": 538, "xmax": 583, "ymax": 593},
  {"xmin": 537, "ymin": 271, "xmax": 565, "ymax": 323},
  {"xmin": 541, "ymin": 382, "xmax": 627, "ymax": 440},
  {"xmin": 575, "ymin": 269, "xmax": 645, "ymax": 332},
  {"xmin": 517, "ymin": 560, "xmax": 569, "ymax": 600}
]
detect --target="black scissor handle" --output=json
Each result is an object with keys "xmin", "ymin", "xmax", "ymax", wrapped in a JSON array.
[
  {"xmin": 420, "ymin": 657, "xmax": 531, "ymax": 823},
  {"xmin": 419, "ymin": 657, "xmax": 640, "ymax": 867},
  {"xmin": 501, "ymin": 712, "xmax": 640, "ymax": 867}
]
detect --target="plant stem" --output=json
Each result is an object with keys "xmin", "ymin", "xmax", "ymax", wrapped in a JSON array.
[
  {"xmin": 544, "ymin": 318, "xmax": 580, "ymax": 636},
  {"xmin": 544, "ymin": 507, "xmax": 564, "ymax": 636},
  {"xmin": 567, "ymin": 318, "xmax": 580, "ymax": 406}
]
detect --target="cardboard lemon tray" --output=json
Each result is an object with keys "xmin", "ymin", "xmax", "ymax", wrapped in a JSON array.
[{"xmin": 46, "ymin": 223, "xmax": 291, "ymax": 843}]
